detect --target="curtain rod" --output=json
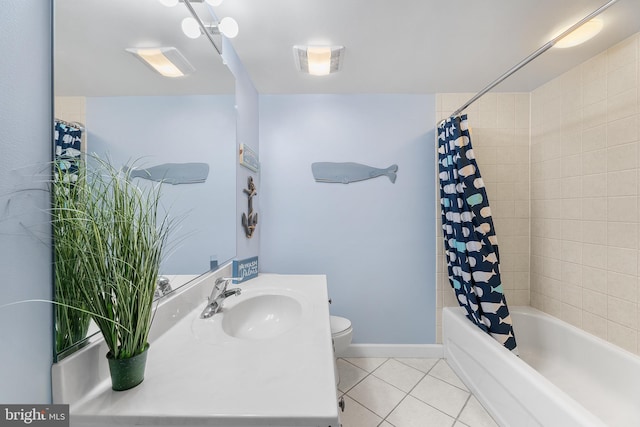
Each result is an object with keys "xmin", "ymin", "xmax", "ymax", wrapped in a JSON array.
[
  {"xmin": 55, "ymin": 118, "xmax": 84, "ymax": 131},
  {"xmin": 447, "ymin": 0, "xmax": 621, "ymax": 119}
]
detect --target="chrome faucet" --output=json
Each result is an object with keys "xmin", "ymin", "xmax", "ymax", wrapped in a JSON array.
[
  {"xmin": 200, "ymin": 277, "xmax": 241, "ymax": 319},
  {"xmin": 154, "ymin": 276, "xmax": 172, "ymax": 299}
]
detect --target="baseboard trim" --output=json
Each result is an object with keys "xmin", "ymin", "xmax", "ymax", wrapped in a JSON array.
[{"xmin": 340, "ymin": 344, "xmax": 444, "ymax": 358}]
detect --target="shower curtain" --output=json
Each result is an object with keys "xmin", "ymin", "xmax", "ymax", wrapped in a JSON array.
[
  {"xmin": 437, "ymin": 115, "xmax": 517, "ymax": 352},
  {"xmin": 54, "ymin": 120, "xmax": 83, "ymax": 182}
]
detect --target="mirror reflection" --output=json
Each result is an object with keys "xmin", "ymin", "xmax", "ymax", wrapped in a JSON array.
[{"xmin": 54, "ymin": 0, "xmax": 237, "ymax": 359}]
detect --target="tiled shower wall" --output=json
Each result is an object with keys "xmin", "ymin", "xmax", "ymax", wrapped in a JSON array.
[
  {"xmin": 55, "ymin": 96, "xmax": 86, "ymax": 125},
  {"xmin": 530, "ymin": 33, "xmax": 640, "ymax": 354},
  {"xmin": 55, "ymin": 96, "xmax": 87, "ymax": 150},
  {"xmin": 435, "ymin": 93, "xmax": 531, "ymax": 342}
]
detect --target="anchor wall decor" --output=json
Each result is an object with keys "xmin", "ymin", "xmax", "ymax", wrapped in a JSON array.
[{"xmin": 242, "ymin": 176, "xmax": 258, "ymax": 238}]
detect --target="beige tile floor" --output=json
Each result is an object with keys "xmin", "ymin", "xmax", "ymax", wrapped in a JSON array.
[{"xmin": 337, "ymin": 358, "xmax": 498, "ymax": 427}]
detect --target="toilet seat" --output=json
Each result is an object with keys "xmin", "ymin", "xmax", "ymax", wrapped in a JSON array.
[
  {"xmin": 330, "ymin": 315, "xmax": 353, "ymax": 386},
  {"xmin": 330, "ymin": 315, "xmax": 353, "ymax": 359},
  {"xmin": 330, "ymin": 316, "xmax": 352, "ymax": 336}
]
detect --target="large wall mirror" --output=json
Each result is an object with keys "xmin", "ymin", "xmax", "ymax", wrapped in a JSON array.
[{"xmin": 54, "ymin": 0, "xmax": 237, "ymax": 359}]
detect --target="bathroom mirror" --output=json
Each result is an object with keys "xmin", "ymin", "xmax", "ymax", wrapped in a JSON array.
[{"xmin": 54, "ymin": 0, "xmax": 237, "ymax": 359}]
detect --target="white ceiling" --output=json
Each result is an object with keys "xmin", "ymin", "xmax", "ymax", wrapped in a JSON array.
[
  {"xmin": 55, "ymin": 0, "xmax": 235, "ymax": 96},
  {"xmin": 56, "ymin": 0, "xmax": 640, "ymax": 96}
]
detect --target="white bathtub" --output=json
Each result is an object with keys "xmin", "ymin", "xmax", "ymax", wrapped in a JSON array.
[{"xmin": 443, "ymin": 306, "xmax": 640, "ymax": 427}]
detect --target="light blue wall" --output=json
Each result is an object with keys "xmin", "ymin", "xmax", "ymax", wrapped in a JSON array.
[
  {"xmin": 86, "ymin": 95, "xmax": 237, "ymax": 274},
  {"xmin": 222, "ymin": 38, "xmax": 260, "ymax": 261},
  {"xmin": 259, "ymin": 95, "xmax": 437, "ymax": 344},
  {"xmin": 0, "ymin": 0, "xmax": 53, "ymax": 403}
]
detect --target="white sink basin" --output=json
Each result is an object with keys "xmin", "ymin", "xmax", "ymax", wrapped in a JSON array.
[
  {"xmin": 63, "ymin": 274, "xmax": 340, "ymax": 427},
  {"xmin": 221, "ymin": 294, "xmax": 302, "ymax": 340}
]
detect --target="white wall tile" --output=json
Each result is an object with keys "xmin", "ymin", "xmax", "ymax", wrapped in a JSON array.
[
  {"xmin": 582, "ymin": 173, "xmax": 607, "ymax": 197},
  {"xmin": 583, "ymin": 149, "xmax": 607, "ymax": 174},
  {"xmin": 608, "ymin": 321, "xmax": 637, "ymax": 353},
  {"xmin": 439, "ymin": 33, "xmax": 639, "ymax": 355},
  {"xmin": 583, "ymin": 311, "xmax": 608, "ymax": 340},
  {"xmin": 607, "ymin": 88, "xmax": 638, "ymax": 122},
  {"xmin": 607, "ymin": 196, "xmax": 637, "ymax": 222},
  {"xmin": 583, "ymin": 289, "xmax": 607, "ymax": 317},
  {"xmin": 561, "ymin": 219, "xmax": 583, "ymax": 242},
  {"xmin": 562, "ymin": 303, "xmax": 583, "ymax": 327},
  {"xmin": 607, "ymin": 246, "xmax": 638, "ymax": 275},
  {"xmin": 608, "ymin": 63, "xmax": 638, "ymax": 97},
  {"xmin": 582, "ymin": 52, "xmax": 607, "ymax": 83},
  {"xmin": 562, "ymin": 240, "xmax": 582, "ymax": 264},
  {"xmin": 607, "ymin": 170, "xmax": 638, "ymax": 197},
  {"xmin": 608, "ymin": 35, "xmax": 638, "ymax": 71},
  {"xmin": 607, "ymin": 222, "xmax": 638, "ymax": 249},
  {"xmin": 582, "ymin": 124, "xmax": 606, "ymax": 152},
  {"xmin": 607, "ymin": 271, "xmax": 637, "ymax": 302},
  {"xmin": 607, "ymin": 115, "xmax": 639, "ymax": 147},
  {"xmin": 607, "ymin": 143, "xmax": 638, "ymax": 171},
  {"xmin": 582, "ymin": 221, "xmax": 608, "ymax": 245},
  {"xmin": 582, "ymin": 197, "xmax": 607, "ymax": 221},
  {"xmin": 580, "ymin": 265, "xmax": 604, "ymax": 292},
  {"xmin": 583, "ymin": 76, "xmax": 607, "ymax": 106},
  {"xmin": 583, "ymin": 100, "xmax": 607, "ymax": 128}
]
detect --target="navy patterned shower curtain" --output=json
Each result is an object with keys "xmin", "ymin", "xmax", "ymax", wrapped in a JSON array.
[
  {"xmin": 54, "ymin": 120, "xmax": 83, "ymax": 182},
  {"xmin": 438, "ymin": 115, "xmax": 517, "ymax": 352}
]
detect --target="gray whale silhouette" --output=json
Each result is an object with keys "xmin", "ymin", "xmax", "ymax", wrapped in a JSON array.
[
  {"xmin": 123, "ymin": 163, "xmax": 209, "ymax": 185},
  {"xmin": 312, "ymin": 162, "xmax": 398, "ymax": 184}
]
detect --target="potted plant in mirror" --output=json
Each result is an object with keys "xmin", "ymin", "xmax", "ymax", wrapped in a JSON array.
[
  {"xmin": 52, "ymin": 157, "xmax": 172, "ymax": 391},
  {"xmin": 52, "ymin": 165, "xmax": 92, "ymax": 356}
]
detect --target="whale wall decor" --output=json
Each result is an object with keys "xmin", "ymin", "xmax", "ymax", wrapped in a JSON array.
[
  {"xmin": 124, "ymin": 163, "xmax": 210, "ymax": 185},
  {"xmin": 311, "ymin": 162, "xmax": 398, "ymax": 184}
]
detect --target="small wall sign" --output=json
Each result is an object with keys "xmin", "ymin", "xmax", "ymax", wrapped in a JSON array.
[
  {"xmin": 232, "ymin": 256, "xmax": 259, "ymax": 283},
  {"xmin": 239, "ymin": 143, "xmax": 259, "ymax": 172}
]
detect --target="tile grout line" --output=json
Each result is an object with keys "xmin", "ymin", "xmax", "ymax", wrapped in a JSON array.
[
  {"xmin": 338, "ymin": 372, "xmax": 375, "ymax": 417},
  {"xmin": 338, "ymin": 357, "xmax": 390, "ymax": 395},
  {"xmin": 374, "ymin": 358, "xmax": 462, "ymax": 425},
  {"xmin": 393, "ymin": 357, "xmax": 471, "ymax": 392},
  {"xmin": 377, "ymin": 368, "xmax": 429, "ymax": 426},
  {"xmin": 454, "ymin": 394, "xmax": 473, "ymax": 424},
  {"xmin": 343, "ymin": 357, "xmax": 415, "ymax": 421},
  {"xmin": 338, "ymin": 358, "xmax": 391, "ymax": 423},
  {"xmin": 342, "ymin": 357, "xmax": 443, "ymax": 419},
  {"xmin": 339, "ymin": 358, "xmax": 492, "ymax": 426}
]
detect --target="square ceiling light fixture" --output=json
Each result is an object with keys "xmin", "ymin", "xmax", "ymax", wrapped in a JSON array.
[
  {"xmin": 293, "ymin": 45, "xmax": 344, "ymax": 76},
  {"xmin": 126, "ymin": 47, "xmax": 195, "ymax": 78}
]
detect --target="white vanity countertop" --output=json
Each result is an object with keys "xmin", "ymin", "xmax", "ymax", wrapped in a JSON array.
[{"xmin": 69, "ymin": 274, "xmax": 339, "ymax": 427}]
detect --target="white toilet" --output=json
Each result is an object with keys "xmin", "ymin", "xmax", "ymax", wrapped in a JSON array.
[
  {"xmin": 330, "ymin": 315, "xmax": 353, "ymax": 386},
  {"xmin": 330, "ymin": 315, "xmax": 353, "ymax": 356}
]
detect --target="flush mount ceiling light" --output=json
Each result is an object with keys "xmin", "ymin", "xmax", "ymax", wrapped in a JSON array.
[
  {"xmin": 181, "ymin": 16, "xmax": 239, "ymax": 39},
  {"xmin": 126, "ymin": 47, "xmax": 195, "ymax": 78},
  {"xmin": 293, "ymin": 45, "xmax": 345, "ymax": 76},
  {"xmin": 553, "ymin": 18, "xmax": 603, "ymax": 48}
]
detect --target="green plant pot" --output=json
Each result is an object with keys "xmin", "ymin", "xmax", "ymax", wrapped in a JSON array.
[{"xmin": 106, "ymin": 344, "xmax": 150, "ymax": 391}]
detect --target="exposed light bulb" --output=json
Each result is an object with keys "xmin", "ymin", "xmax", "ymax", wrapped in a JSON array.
[
  {"xmin": 218, "ymin": 17, "xmax": 239, "ymax": 38},
  {"xmin": 158, "ymin": 0, "xmax": 179, "ymax": 6},
  {"xmin": 181, "ymin": 17, "xmax": 201, "ymax": 39},
  {"xmin": 205, "ymin": 0, "xmax": 224, "ymax": 6}
]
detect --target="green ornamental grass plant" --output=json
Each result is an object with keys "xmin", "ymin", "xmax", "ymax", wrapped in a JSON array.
[
  {"xmin": 53, "ymin": 157, "xmax": 172, "ymax": 362},
  {"xmin": 53, "ymin": 165, "xmax": 91, "ymax": 354}
]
